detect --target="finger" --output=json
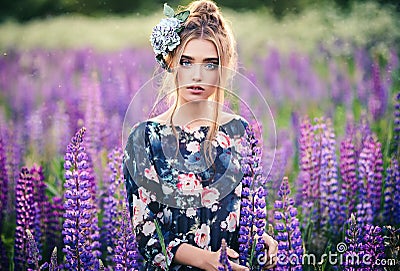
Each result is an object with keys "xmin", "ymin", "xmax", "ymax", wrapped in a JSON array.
[
  {"xmin": 226, "ymin": 248, "xmax": 239, "ymax": 259},
  {"xmin": 230, "ymin": 260, "xmax": 249, "ymax": 271}
]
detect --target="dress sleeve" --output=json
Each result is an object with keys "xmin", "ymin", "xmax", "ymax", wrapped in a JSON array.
[{"xmin": 123, "ymin": 123, "xmax": 186, "ymax": 270}]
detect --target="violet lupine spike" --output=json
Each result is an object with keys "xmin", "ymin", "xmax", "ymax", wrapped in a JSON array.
[
  {"xmin": 369, "ymin": 60, "xmax": 387, "ymax": 121},
  {"xmin": 218, "ymin": 239, "xmax": 232, "ymax": 271},
  {"xmin": 238, "ymin": 124, "xmax": 259, "ymax": 267},
  {"xmin": 343, "ymin": 213, "xmax": 365, "ymax": 270},
  {"xmin": 49, "ymin": 247, "xmax": 59, "ymax": 271},
  {"xmin": 339, "ymin": 136, "xmax": 358, "ymax": 219},
  {"xmin": 113, "ymin": 205, "xmax": 142, "ymax": 270},
  {"xmin": 274, "ymin": 177, "xmax": 303, "ymax": 271},
  {"xmin": 246, "ymin": 124, "xmax": 268, "ymax": 268},
  {"xmin": 394, "ymin": 92, "xmax": 400, "ymax": 149},
  {"xmin": 0, "ymin": 135, "xmax": 9, "ymax": 268},
  {"xmin": 296, "ymin": 117, "xmax": 314, "ymax": 228},
  {"xmin": 239, "ymin": 123, "xmax": 269, "ymax": 269},
  {"xmin": 30, "ymin": 164, "xmax": 48, "ymax": 256},
  {"xmin": 314, "ymin": 117, "xmax": 340, "ymax": 230},
  {"xmin": 357, "ymin": 135, "xmax": 375, "ymax": 226},
  {"xmin": 357, "ymin": 134, "xmax": 383, "ymax": 224},
  {"xmin": 14, "ymin": 167, "xmax": 36, "ymax": 270},
  {"xmin": 102, "ymin": 147, "xmax": 125, "ymax": 266},
  {"xmin": 321, "ymin": 118, "xmax": 342, "ymax": 231},
  {"xmin": 62, "ymin": 127, "xmax": 98, "ymax": 270},
  {"xmin": 362, "ymin": 224, "xmax": 385, "ymax": 270},
  {"xmin": 26, "ymin": 228, "xmax": 49, "ymax": 270},
  {"xmin": 383, "ymin": 157, "xmax": 400, "ymax": 225}
]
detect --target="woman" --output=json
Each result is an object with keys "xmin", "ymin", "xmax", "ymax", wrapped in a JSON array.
[{"xmin": 123, "ymin": 1, "xmax": 278, "ymax": 270}]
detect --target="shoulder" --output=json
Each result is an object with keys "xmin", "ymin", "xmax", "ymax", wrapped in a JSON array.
[
  {"xmin": 223, "ymin": 113, "xmax": 250, "ymax": 129},
  {"xmin": 220, "ymin": 112, "xmax": 249, "ymax": 125}
]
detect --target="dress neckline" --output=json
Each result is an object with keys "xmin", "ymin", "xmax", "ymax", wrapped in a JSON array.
[{"xmin": 146, "ymin": 116, "xmax": 239, "ymax": 130}]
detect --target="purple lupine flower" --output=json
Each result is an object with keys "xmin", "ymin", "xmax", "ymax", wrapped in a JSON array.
[
  {"xmin": 49, "ymin": 247, "xmax": 59, "ymax": 271},
  {"xmin": 357, "ymin": 134, "xmax": 383, "ymax": 225},
  {"xmin": 339, "ymin": 136, "xmax": 358, "ymax": 221},
  {"xmin": 369, "ymin": 60, "xmax": 387, "ymax": 120},
  {"xmin": 394, "ymin": 92, "xmax": 400, "ymax": 147},
  {"xmin": 383, "ymin": 157, "xmax": 400, "ymax": 225},
  {"xmin": 362, "ymin": 224, "xmax": 385, "ymax": 270},
  {"xmin": 274, "ymin": 177, "xmax": 303, "ymax": 271},
  {"xmin": 0, "ymin": 135, "xmax": 9, "ymax": 268},
  {"xmin": 26, "ymin": 229, "xmax": 48, "ymax": 270},
  {"xmin": 314, "ymin": 118, "xmax": 341, "ymax": 230},
  {"xmin": 102, "ymin": 147, "xmax": 127, "ymax": 266},
  {"xmin": 113, "ymin": 205, "xmax": 142, "ymax": 270},
  {"xmin": 238, "ymin": 123, "xmax": 269, "ymax": 268},
  {"xmin": 343, "ymin": 214, "xmax": 365, "ymax": 270},
  {"xmin": 62, "ymin": 127, "xmax": 99, "ymax": 270},
  {"xmin": 296, "ymin": 117, "xmax": 314, "ymax": 228},
  {"xmin": 238, "ymin": 126, "xmax": 255, "ymax": 267},
  {"xmin": 30, "ymin": 164, "xmax": 48, "ymax": 255},
  {"xmin": 14, "ymin": 167, "xmax": 36, "ymax": 270},
  {"xmin": 218, "ymin": 239, "xmax": 232, "ymax": 271}
]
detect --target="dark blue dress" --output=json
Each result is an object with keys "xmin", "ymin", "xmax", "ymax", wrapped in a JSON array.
[{"xmin": 123, "ymin": 117, "xmax": 251, "ymax": 270}]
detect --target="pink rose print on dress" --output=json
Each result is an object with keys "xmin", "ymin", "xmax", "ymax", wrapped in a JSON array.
[
  {"xmin": 201, "ymin": 187, "xmax": 220, "ymax": 208},
  {"xmin": 138, "ymin": 186, "xmax": 153, "ymax": 205},
  {"xmin": 177, "ymin": 172, "xmax": 202, "ymax": 195},
  {"xmin": 144, "ymin": 165, "xmax": 160, "ymax": 183},
  {"xmin": 194, "ymin": 224, "xmax": 211, "ymax": 248},
  {"xmin": 142, "ymin": 221, "xmax": 156, "ymax": 236},
  {"xmin": 186, "ymin": 141, "xmax": 200, "ymax": 153},
  {"xmin": 213, "ymin": 131, "xmax": 232, "ymax": 148},
  {"xmin": 131, "ymin": 194, "xmax": 149, "ymax": 227}
]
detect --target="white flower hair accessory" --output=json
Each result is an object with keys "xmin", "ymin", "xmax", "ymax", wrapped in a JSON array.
[{"xmin": 150, "ymin": 3, "xmax": 190, "ymax": 72}]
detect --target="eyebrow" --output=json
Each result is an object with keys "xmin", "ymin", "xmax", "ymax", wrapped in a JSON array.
[{"xmin": 181, "ymin": 55, "xmax": 219, "ymax": 62}]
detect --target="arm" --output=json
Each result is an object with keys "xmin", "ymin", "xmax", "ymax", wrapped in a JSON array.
[{"xmin": 174, "ymin": 243, "xmax": 249, "ymax": 271}]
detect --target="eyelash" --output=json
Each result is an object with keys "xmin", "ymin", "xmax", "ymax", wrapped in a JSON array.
[{"xmin": 180, "ymin": 60, "xmax": 219, "ymax": 70}]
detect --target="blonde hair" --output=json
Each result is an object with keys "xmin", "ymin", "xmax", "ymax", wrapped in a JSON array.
[{"xmin": 150, "ymin": 0, "xmax": 238, "ymax": 176}]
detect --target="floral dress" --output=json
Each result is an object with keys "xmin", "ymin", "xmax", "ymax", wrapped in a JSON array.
[{"xmin": 123, "ymin": 116, "xmax": 251, "ymax": 270}]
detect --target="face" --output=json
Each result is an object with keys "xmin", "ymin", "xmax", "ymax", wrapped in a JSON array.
[{"xmin": 176, "ymin": 38, "xmax": 220, "ymax": 104}]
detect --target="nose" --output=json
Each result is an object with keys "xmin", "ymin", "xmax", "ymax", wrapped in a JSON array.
[{"xmin": 192, "ymin": 63, "xmax": 202, "ymax": 82}]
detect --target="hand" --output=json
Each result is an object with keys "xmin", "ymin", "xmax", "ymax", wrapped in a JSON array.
[
  {"xmin": 261, "ymin": 233, "xmax": 278, "ymax": 270},
  {"xmin": 201, "ymin": 247, "xmax": 249, "ymax": 271}
]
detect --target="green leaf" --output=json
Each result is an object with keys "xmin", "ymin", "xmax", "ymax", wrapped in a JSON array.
[
  {"xmin": 175, "ymin": 26, "xmax": 184, "ymax": 33},
  {"xmin": 174, "ymin": 10, "xmax": 190, "ymax": 22},
  {"xmin": 154, "ymin": 219, "xmax": 169, "ymax": 269},
  {"xmin": 163, "ymin": 3, "xmax": 175, "ymax": 18}
]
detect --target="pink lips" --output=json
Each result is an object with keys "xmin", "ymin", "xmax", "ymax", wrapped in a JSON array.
[{"xmin": 187, "ymin": 85, "xmax": 205, "ymax": 94}]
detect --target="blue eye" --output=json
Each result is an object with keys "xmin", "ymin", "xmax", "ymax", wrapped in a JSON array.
[
  {"xmin": 205, "ymin": 63, "xmax": 218, "ymax": 70},
  {"xmin": 180, "ymin": 59, "xmax": 192, "ymax": 67}
]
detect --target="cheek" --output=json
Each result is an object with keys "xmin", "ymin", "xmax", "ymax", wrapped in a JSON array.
[
  {"xmin": 205, "ymin": 71, "xmax": 219, "ymax": 85},
  {"xmin": 177, "ymin": 70, "xmax": 190, "ymax": 86}
]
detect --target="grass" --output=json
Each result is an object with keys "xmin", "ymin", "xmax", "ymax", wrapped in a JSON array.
[{"xmin": 0, "ymin": 1, "xmax": 398, "ymax": 65}]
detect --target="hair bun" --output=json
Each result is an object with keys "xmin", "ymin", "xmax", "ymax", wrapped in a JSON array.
[
  {"xmin": 185, "ymin": 0, "xmax": 222, "ymax": 29},
  {"xmin": 191, "ymin": 0, "xmax": 218, "ymax": 15}
]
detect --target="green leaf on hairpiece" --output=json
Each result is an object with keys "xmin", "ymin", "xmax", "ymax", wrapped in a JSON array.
[
  {"xmin": 175, "ymin": 26, "xmax": 184, "ymax": 33},
  {"xmin": 163, "ymin": 3, "xmax": 175, "ymax": 18},
  {"xmin": 174, "ymin": 10, "xmax": 190, "ymax": 22}
]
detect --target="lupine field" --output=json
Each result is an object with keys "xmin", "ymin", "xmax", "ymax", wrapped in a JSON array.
[{"xmin": 0, "ymin": 2, "xmax": 400, "ymax": 271}]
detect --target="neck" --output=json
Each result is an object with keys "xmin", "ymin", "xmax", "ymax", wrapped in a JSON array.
[{"xmin": 170, "ymin": 99, "xmax": 222, "ymax": 126}]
